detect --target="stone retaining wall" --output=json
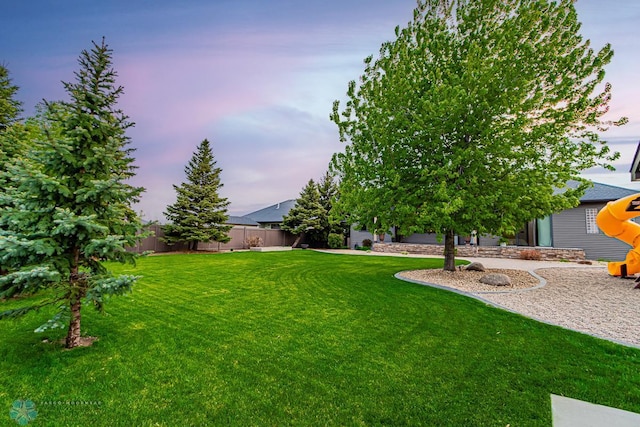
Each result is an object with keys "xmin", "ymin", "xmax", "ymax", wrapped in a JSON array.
[{"xmin": 372, "ymin": 242, "xmax": 586, "ymax": 261}]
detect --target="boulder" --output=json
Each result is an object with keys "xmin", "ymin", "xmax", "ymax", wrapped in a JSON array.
[
  {"xmin": 480, "ymin": 273, "xmax": 511, "ymax": 287},
  {"xmin": 465, "ymin": 262, "xmax": 486, "ymax": 272}
]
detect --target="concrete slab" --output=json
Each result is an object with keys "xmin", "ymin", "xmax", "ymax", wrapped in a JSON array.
[
  {"xmin": 249, "ymin": 246, "xmax": 292, "ymax": 252},
  {"xmin": 314, "ymin": 249, "xmax": 607, "ymax": 270},
  {"xmin": 551, "ymin": 395, "xmax": 640, "ymax": 427}
]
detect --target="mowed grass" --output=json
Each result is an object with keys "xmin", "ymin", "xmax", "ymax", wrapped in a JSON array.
[{"xmin": 1, "ymin": 251, "xmax": 640, "ymax": 426}]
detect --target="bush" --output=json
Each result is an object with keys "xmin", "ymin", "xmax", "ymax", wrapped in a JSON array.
[
  {"xmin": 328, "ymin": 233, "xmax": 344, "ymax": 249},
  {"xmin": 244, "ymin": 235, "xmax": 263, "ymax": 248},
  {"xmin": 362, "ymin": 239, "xmax": 372, "ymax": 248},
  {"xmin": 519, "ymin": 249, "xmax": 541, "ymax": 260}
]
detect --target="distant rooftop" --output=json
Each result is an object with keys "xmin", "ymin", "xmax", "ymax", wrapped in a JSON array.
[
  {"xmin": 227, "ymin": 215, "xmax": 259, "ymax": 226},
  {"xmin": 244, "ymin": 199, "xmax": 297, "ymax": 223},
  {"xmin": 566, "ymin": 180, "xmax": 638, "ymax": 202}
]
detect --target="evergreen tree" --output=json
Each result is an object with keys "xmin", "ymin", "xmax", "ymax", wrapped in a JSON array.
[
  {"xmin": 316, "ymin": 171, "xmax": 344, "ymax": 245},
  {"xmin": 0, "ymin": 39, "xmax": 146, "ymax": 349},
  {"xmin": 317, "ymin": 171, "xmax": 337, "ymax": 220},
  {"xmin": 331, "ymin": 0, "xmax": 626, "ymax": 270},
  {"xmin": 0, "ymin": 106, "xmax": 56, "ymax": 275},
  {"xmin": 1, "ymin": 103, "xmax": 58, "ymax": 174},
  {"xmin": 323, "ymin": 174, "xmax": 351, "ymax": 243},
  {"xmin": 0, "ymin": 64, "xmax": 22, "ymax": 130},
  {"xmin": 282, "ymin": 179, "xmax": 326, "ymax": 248},
  {"xmin": 163, "ymin": 139, "xmax": 231, "ymax": 251}
]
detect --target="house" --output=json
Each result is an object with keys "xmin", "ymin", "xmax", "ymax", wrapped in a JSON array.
[
  {"xmin": 351, "ymin": 181, "xmax": 640, "ymax": 261},
  {"xmin": 630, "ymin": 140, "xmax": 640, "ymax": 181},
  {"xmin": 241, "ymin": 199, "xmax": 296, "ymax": 229},
  {"xmin": 550, "ymin": 181, "xmax": 638, "ymax": 260}
]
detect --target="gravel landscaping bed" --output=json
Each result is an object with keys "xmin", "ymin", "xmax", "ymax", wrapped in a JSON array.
[
  {"xmin": 400, "ymin": 268, "xmax": 540, "ymax": 292},
  {"xmin": 398, "ymin": 267, "xmax": 640, "ymax": 347}
]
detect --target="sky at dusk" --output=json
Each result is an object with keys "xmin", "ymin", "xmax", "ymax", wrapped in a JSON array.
[{"xmin": 1, "ymin": 1, "xmax": 639, "ymax": 221}]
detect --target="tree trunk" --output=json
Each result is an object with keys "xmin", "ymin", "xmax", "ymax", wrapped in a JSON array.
[
  {"xmin": 65, "ymin": 297, "xmax": 82, "ymax": 349},
  {"xmin": 443, "ymin": 229, "xmax": 456, "ymax": 271},
  {"xmin": 291, "ymin": 232, "xmax": 305, "ymax": 248},
  {"xmin": 65, "ymin": 248, "xmax": 83, "ymax": 349}
]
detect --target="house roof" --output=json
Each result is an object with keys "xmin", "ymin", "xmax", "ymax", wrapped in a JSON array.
[
  {"xmin": 244, "ymin": 199, "xmax": 297, "ymax": 223},
  {"xmin": 239, "ymin": 181, "xmax": 638, "ymax": 225},
  {"xmin": 630, "ymin": 141, "xmax": 640, "ymax": 181},
  {"xmin": 227, "ymin": 215, "xmax": 259, "ymax": 226},
  {"xmin": 566, "ymin": 180, "xmax": 638, "ymax": 202}
]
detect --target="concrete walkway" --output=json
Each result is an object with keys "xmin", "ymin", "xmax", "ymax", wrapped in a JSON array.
[
  {"xmin": 315, "ymin": 249, "xmax": 605, "ymax": 270},
  {"xmin": 552, "ymin": 395, "xmax": 640, "ymax": 427}
]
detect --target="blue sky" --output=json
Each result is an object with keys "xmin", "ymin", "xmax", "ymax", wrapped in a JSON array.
[{"xmin": 1, "ymin": 1, "xmax": 639, "ymax": 220}]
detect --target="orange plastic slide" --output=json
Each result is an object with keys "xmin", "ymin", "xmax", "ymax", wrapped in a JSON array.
[{"xmin": 596, "ymin": 193, "xmax": 640, "ymax": 276}]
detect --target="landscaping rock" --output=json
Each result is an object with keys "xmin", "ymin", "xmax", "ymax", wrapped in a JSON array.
[
  {"xmin": 465, "ymin": 262, "xmax": 486, "ymax": 272},
  {"xmin": 479, "ymin": 273, "xmax": 511, "ymax": 287}
]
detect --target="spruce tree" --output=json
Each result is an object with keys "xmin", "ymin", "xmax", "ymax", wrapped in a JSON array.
[
  {"xmin": 282, "ymin": 179, "xmax": 326, "ymax": 248},
  {"xmin": 316, "ymin": 171, "xmax": 342, "ymax": 246},
  {"xmin": 0, "ymin": 107, "xmax": 55, "ymax": 275},
  {"xmin": 0, "ymin": 64, "xmax": 22, "ymax": 129},
  {"xmin": 0, "ymin": 39, "xmax": 146, "ymax": 348},
  {"xmin": 163, "ymin": 139, "xmax": 231, "ymax": 251}
]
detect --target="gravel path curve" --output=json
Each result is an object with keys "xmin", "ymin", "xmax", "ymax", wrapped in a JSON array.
[{"xmin": 398, "ymin": 267, "xmax": 640, "ymax": 348}]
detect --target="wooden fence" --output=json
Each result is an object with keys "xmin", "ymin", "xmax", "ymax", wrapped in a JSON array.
[{"xmin": 128, "ymin": 224, "xmax": 297, "ymax": 253}]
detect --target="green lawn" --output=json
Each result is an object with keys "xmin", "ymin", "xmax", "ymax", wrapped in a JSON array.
[{"xmin": 1, "ymin": 251, "xmax": 640, "ymax": 426}]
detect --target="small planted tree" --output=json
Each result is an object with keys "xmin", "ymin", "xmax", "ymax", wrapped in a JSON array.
[
  {"xmin": 163, "ymin": 139, "xmax": 231, "ymax": 250},
  {"xmin": 0, "ymin": 39, "xmax": 146, "ymax": 348},
  {"xmin": 282, "ymin": 179, "xmax": 326, "ymax": 248}
]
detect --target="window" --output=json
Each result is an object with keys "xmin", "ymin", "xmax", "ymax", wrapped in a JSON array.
[{"xmin": 585, "ymin": 208, "xmax": 599, "ymax": 234}]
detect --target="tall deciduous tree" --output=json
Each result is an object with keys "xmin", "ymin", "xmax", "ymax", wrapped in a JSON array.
[
  {"xmin": 0, "ymin": 39, "xmax": 146, "ymax": 348},
  {"xmin": 163, "ymin": 139, "xmax": 231, "ymax": 251},
  {"xmin": 0, "ymin": 64, "xmax": 22, "ymax": 129},
  {"xmin": 331, "ymin": 0, "xmax": 626, "ymax": 270},
  {"xmin": 282, "ymin": 179, "xmax": 326, "ymax": 248}
]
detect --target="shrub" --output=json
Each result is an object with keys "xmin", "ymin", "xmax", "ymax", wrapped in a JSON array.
[
  {"xmin": 362, "ymin": 239, "xmax": 372, "ymax": 248},
  {"xmin": 519, "ymin": 249, "xmax": 541, "ymax": 260},
  {"xmin": 244, "ymin": 235, "xmax": 263, "ymax": 248},
  {"xmin": 328, "ymin": 233, "xmax": 344, "ymax": 249}
]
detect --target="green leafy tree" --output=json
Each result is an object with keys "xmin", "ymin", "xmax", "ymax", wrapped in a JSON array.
[
  {"xmin": 0, "ymin": 39, "xmax": 146, "ymax": 348},
  {"xmin": 331, "ymin": 0, "xmax": 626, "ymax": 270},
  {"xmin": 163, "ymin": 139, "xmax": 231, "ymax": 251},
  {"xmin": 282, "ymin": 179, "xmax": 326, "ymax": 248},
  {"xmin": 0, "ymin": 64, "xmax": 22, "ymax": 129}
]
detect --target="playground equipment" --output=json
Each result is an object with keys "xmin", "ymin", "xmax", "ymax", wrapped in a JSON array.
[{"xmin": 596, "ymin": 193, "xmax": 640, "ymax": 276}]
